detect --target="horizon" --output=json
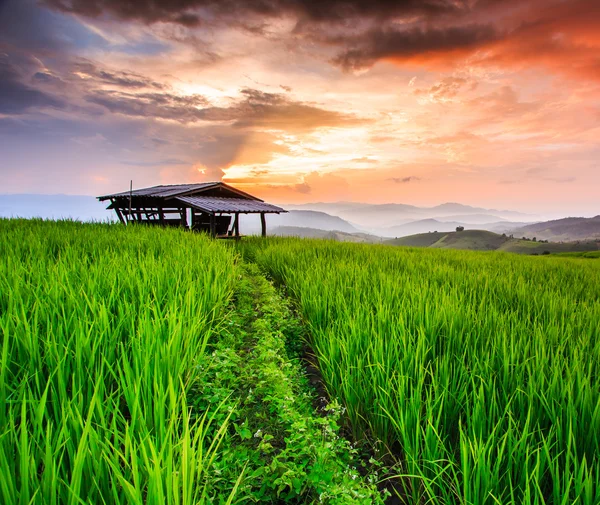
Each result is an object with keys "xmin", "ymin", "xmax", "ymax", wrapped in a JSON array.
[
  {"xmin": 3, "ymin": 192, "xmax": 600, "ymax": 222},
  {"xmin": 1, "ymin": 0, "xmax": 599, "ymax": 215}
]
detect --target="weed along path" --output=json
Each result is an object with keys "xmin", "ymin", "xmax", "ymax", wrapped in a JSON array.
[{"xmin": 194, "ymin": 262, "xmax": 386, "ymax": 503}]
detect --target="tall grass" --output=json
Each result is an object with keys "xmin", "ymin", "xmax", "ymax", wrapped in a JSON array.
[
  {"xmin": 0, "ymin": 219, "xmax": 237, "ymax": 504},
  {"xmin": 242, "ymin": 238, "xmax": 600, "ymax": 504}
]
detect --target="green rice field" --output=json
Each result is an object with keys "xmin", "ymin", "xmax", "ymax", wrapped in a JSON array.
[
  {"xmin": 0, "ymin": 220, "xmax": 238, "ymax": 504},
  {"xmin": 242, "ymin": 238, "xmax": 600, "ymax": 504},
  {"xmin": 3, "ymin": 220, "xmax": 600, "ymax": 504}
]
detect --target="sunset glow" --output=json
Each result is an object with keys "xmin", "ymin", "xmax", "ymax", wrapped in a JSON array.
[{"xmin": 1, "ymin": 0, "xmax": 599, "ymax": 214}]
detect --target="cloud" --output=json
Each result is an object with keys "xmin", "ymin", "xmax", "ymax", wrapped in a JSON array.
[
  {"xmin": 332, "ymin": 24, "xmax": 500, "ymax": 72},
  {"xmin": 467, "ymin": 86, "xmax": 540, "ymax": 119},
  {"xmin": 292, "ymin": 182, "xmax": 311, "ymax": 194},
  {"xmin": 1, "ymin": 0, "xmax": 102, "ymax": 51},
  {"xmin": 32, "ymin": 72, "xmax": 64, "ymax": 85},
  {"xmin": 43, "ymin": 0, "xmax": 467, "ymax": 27},
  {"xmin": 85, "ymin": 89, "xmax": 209, "ymax": 122},
  {"xmin": 86, "ymin": 86, "xmax": 365, "ymax": 131},
  {"xmin": 0, "ymin": 56, "xmax": 64, "ymax": 114},
  {"xmin": 73, "ymin": 62, "xmax": 166, "ymax": 89},
  {"xmin": 388, "ymin": 176, "xmax": 420, "ymax": 183},
  {"xmin": 120, "ymin": 158, "xmax": 189, "ymax": 166},
  {"xmin": 40, "ymin": 0, "xmax": 600, "ymax": 83},
  {"xmin": 414, "ymin": 76, "xmax": 477, "ymax": 103},
  {"xmin": 544, "ymin": 176, "xmax": 576, "ymax": 183},
  {"xmin": 198, "ymin": 88, "xmax": 365, "ymax": 131}
]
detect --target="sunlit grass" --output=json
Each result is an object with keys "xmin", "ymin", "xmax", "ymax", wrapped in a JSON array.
[
  {"xmin": 242, "ymin": 238, "xmax": 600, "ymax": 504},
  {"xmin": 0, "ymin": 219, "xmax": 238, "ymax": 504}
]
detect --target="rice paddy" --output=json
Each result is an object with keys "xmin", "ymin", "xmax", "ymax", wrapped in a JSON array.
[
  {"xmin": 242, "ymin": 237, "xmax": 600, "ymax": 504},
  {"xmin": 3, "ymin": 220, "xmax": 600, "ymax": 504},
  {"xmin": 0, "ymin": 219, "xmax": 238, "ymax": 504}
]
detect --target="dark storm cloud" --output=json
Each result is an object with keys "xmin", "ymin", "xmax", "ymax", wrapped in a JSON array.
[
  {"xmin": 40, "ymin": 0, "xmax": 508, "ymax": 73},
  {"xmin": 0, "ymin": 57, "xmax": 64, "ymax": 114},
  {"xmin": 332, "ymin": 24, "xmax": 499, "ymax": 71},
  {"xmin": 43, "ymin": 0, "xmax": 469, "ymax": 27}
]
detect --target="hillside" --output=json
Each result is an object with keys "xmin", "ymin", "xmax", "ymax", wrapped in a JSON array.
[
  {"xmin": 272, "ymin": 225, "xmax": 381, "ymax": 243},
  {"xmin": 243, "ymin": 210, "xmax": 361, "ymax": 235},
  {"xmin": 287, "ymin": 201, "xmax": 533, "ymax": 229},
  {"xmin": 386, "ymin": 229, "xmax": 600, "ymax": 254},
  {"xmin": 433, "ymin": 230, "xmax": 510, "ymax": 251},
  {"xmin": 383, "ymin": 219, "xmax": 535, "ymax": 238},
  {"xmin": 509, "ymin": 215, "xmax": 600, "ymax": 241},
  {"xmin": 385, "ymin": 219, "xmax": 473, "ymax": 237}
]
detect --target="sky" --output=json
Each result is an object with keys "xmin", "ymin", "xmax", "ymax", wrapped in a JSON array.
[{"xmin": 0, "ymin": 0, "xmax": 599, "ymax": 215}]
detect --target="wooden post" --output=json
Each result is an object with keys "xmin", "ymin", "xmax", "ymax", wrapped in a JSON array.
[
  {"xmin": 114, "ymin": 207, "xmax": 126, "ymax": 225},
  {"xmin": 234, "ymin": 212, "xmax": 240, "ymax": 238},
  {"xmin": 210, "ymin": 213, "xmax": 216, "ymax": 238},
  {"xmin": 128, "ymin": 180, "xmax": 133, "ymax": 224},
  {"xmin": 260, "ymin": 212, "xmax": 266, "ymax": 237}
]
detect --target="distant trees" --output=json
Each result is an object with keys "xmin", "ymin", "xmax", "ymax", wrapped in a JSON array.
[{"xmin": 456, "ymin": 226, "xmax": 465, "ymax": 232}]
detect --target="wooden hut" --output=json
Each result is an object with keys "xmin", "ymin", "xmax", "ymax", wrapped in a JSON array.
[{"xmin": 97, "ymin": 182, "xmax": 286, "ymax": 238}]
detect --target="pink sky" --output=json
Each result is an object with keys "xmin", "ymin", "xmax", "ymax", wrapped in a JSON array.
[{"xmin": 1, "ymin": 0, "xmax": 599, "ymax": 215}]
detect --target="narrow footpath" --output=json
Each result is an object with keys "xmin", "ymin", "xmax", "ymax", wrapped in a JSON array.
[{"xmin": 192, "ymin": 262, "xmax": 387, "ymax": 504}]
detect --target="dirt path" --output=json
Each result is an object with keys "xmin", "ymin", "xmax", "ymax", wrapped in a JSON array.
[{"xmin": 191, "ymin": 262, "xmax": 387, "ymax": 503}]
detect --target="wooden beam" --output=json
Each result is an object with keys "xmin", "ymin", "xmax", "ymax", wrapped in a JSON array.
[
  {"xmin": 210, "ymin": 213, "xmax": 216, "ymax": 238},
  {"xmin": 260, "ymin": 212, "xmax": 266, "ymax": 237},
  {"xmin": 234, "ymin": 212, "xmax": 240, "ymax": 238},
  {"xmin": 114, "ymin": 207, "xmax": 126, "ymax": 225},
  {"xmin": 180, "ymin": 208, "xmax": 188, "ymax": 228}
]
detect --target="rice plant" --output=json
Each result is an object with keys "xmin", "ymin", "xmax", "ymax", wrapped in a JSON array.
[
  {"xmin": 0, "ymin": 219, "xmax": 238, "ymax": 504},
  {"xmin": 242, "ymin": 237, "xmax": 600, "ymax": 505}
]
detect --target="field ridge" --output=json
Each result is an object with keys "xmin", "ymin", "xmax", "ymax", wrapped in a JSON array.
[{"xmin": 193, "ymin": 261, "xmax": 386, "ymax": 503}]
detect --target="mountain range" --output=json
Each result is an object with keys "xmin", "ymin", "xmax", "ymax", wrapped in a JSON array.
[
  {"xmin": 508, "ymin": 216, "xmax": 600, "ymax": 242},
  {"xmin": 286, "ymin": 201, "xmax": 533, "ymax": 229},
  {"xmin": 1, "ymin": 194, "xmax": 598, "ymax": 245}
]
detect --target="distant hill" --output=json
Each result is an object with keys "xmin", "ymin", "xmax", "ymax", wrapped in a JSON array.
[
  {"xmin": 508, "ymin": 216, "xmax": 600, "ymax": 242},
  {"xmin": 0, "ymin": 194, "xmax": 113, "ymax": 221},
  {"xmin": 287, "ymin": 201, "xmax": 533, "ymax": 230},
  {"xmin": 389, "ymin": 230, "xmax": 508, "ymax": 251},
  {"xmin": 434, "ymin": 213, "xmax": 506, "ymax": 224},
  {"xmin": 242, "ymin": 210, "xmax": 358, "ymax": 235},
  {"xmin": 426, "ymin": 203, "xmax": 529, "ymax": 219},
  {"xmin": 386, "ymin": 230, "xmax": 600, "ymax": 255},
  {"xmin": 382, "ymin": 218, "xmax": 531, "ymax": 238},
  {"xmin": 385, "ymin": 219, "xmax": 468, "ymax": 237},
  {"xmin": 271, "ymin": 226, "xmax": 381, "ymax": 243}
]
